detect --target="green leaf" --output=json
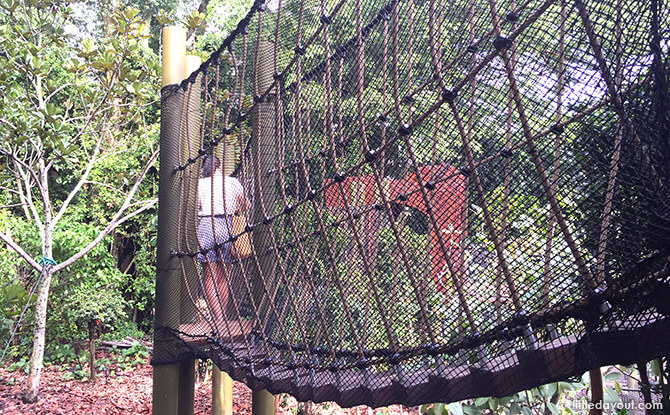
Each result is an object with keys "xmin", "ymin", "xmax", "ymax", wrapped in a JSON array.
[
  {"xmin": 546, "ymin": 402, "xmax": 559, "ymax": 415},
  {"xmin": 461, "ymin": 405, "xmax": 481, "ymax": 415},
  {"xmin": 81, "ymin": 38, "xmax": 95, "ymax": 54},
  {"xmin": 45, "ymin": 103, "xmax": 58, "ymax": 115},
  {"xmin": 498, "ymin": 395, "xmax": 513, "ymax": 406},
  {"xmin": 474, "ymin": 397, "xmax": 489, "ymax": 407},
  {"xmin": 581, "ymin": 372, "xmax": 590, "ymax": 384},
  {"xmin": 604, "ymin": 372, "xmax": 620, "ymax": 382},
  {"xmin": 183, "ymin": 10, "xmax": 206, "ymax": 31},
  {"xmin": 651, "ymin": 360, "xmax": 661, "ymax": 376},
  {"xmin": 603, "ymin": 386, "xmax": 621, "ymax": 404},
  {"xmin": 447, "ymin": 403, "xmax": 463, "ymax": 415},
  {"xmin": 558, "ymin": 381, "xmax": 578, "ymax": 391},
  {"xmin": 154, "ymin": 9, "xmax": 175, "ymax": 25},
  {"xmin": 614, "ymin": 381, "xmax": 622, "ymax": 395},
  {"xmin": 538, "ymin": 383, "xmax": 557, "ymax": 399},
  {"xmin": 124, "ymin": 7, "xmax": 139, "ymax": 21},
  {"xmin": 520, "ymin": 406, "xmax": 534, "ymax": 415},
  {"xmin": 1, "ymin": 283, "xmax": 27, "ymax": 304},
  {"xmin": 433, "ymin": 403, "xmax": 445, "ymax": 415},
  {"xmin": 2, "ymin": 0, "xmax": 19, "ymax": 12}
]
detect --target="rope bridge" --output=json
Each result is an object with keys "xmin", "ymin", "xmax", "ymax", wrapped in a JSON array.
[{"xmin": 153, "ymin": 0, "xmax": 670, "ymax": 408}]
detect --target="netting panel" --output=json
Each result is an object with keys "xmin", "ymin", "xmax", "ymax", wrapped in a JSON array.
[{"xmin": 153, "ymin": 0, "xmax": 670, "ymax": 408}]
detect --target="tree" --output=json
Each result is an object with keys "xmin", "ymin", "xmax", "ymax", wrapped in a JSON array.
[{"xmin": 0, "ymin": 0, "xmax": 160, "ymax": 401}]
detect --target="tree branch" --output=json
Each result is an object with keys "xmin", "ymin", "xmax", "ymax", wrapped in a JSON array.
[
  {"xmin": 81, "ymin": 180, "xmax": 126, "ymax": 194},
  {"xmin": 44, "ymin": 81, "xmax": 76, "ymax": 103},
  {"xmin": 54, "ymin": 148, "xmax": 159, "ymax": 272},
  {"xmin": 13, "ymin": 158, "xmax": 44, "ymax": 234},
  {"xmin": 0, "ymin": 231, "xmax": 42, "ymax": 272},
  {"xmin": 10, "ymin": 163, "xmax": 33, "ymax": 220},
  {"xmin": 114, "ymin": 198, "xmax": 158, "ymax": 228},
  {"xmin": 0, "ymin": 186, "xmax": 21, "ymax": 195},
  {"xmin": 0, "ymin": 117, "xmax": 18, "ymax": 130},
  {"xmin": 0, "ymin": 203, "xmax": 29, "ymax": 209},
  {"xmin": 1, "ymin": 149, "xmax": 44, "ymax": 198},
  {"xmin": 54, "ymin": 197, "xmax": 157, "ymax": 272},
  {"xmin": 52, "ymin": 135, "xmax": 104, "ymax": 225}
]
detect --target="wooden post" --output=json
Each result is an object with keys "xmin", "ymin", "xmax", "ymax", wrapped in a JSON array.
[
  {"xmin": 178, "ymin": 360, "xmax": 196, "ymax": 415},
  {"xmin": 161, "ymin": 27, "xmax": 186, "ymax": 88},
  {"xmin": 212, "ymin": 366, "xmax": 234, "ymax": 415},
  {"xmin": 180, "ymin": 53, "xmax": 203, "ymax": 325},
  {"xmin": 589, "ymin": 368, "xmax": 603, "ymax": 415},
  {"xmin": 251, "ymin": 39, "xmax": 276, "ymax": 415},
  {"xmin": 154, "ymin": 25, "xmax": 194, "ymax": 415},
  {"xmin": 253, "ymin": 389, "xmax": 276, "ymax": 415}
]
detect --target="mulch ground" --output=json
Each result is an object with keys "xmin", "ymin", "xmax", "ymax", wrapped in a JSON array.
[{"xmin": 0, "ymin": 354, "xmax": 420, "ymax": 415}]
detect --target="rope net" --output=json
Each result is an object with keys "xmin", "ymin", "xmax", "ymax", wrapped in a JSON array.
[{"xmin": 153, "ymin": 0, "xmax": 670, "ymax": 408}]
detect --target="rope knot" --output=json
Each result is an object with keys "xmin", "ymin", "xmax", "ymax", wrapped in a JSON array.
[
  {"xmin": 38, "ymin": 256, "xmax": 57, "ymax": 266},
  {"xmin": 493, "ymin": 35, "xmax": 513, "ymax": 50}
]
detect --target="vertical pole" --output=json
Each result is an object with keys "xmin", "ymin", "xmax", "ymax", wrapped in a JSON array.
[
  {"xmin": 253, "ymin": 389, "xmax": 276, "ymax": 415},
  {"xmin": 154, "ymin": 25, "xmax": 186, "ymax": 415},
  {"xmin": 178, "ymin": 360, "xmax": 196, "ymax": 415},
  {"xmin": 589, "ymin": 368, "xmax": 604, "ymax": 415},
  {"xmin": 251, "ymin": 39, "xmax": 276, "ymax": 415},
  {"xmin": 161, "ymin": 27, "xmax": 186, "ymax": 88},
  {"xmin": 181, "ymin": 54, "xmax": 203, "ymax": 325},
  {"xmin": 201, "ymin": 53, "xmax": 236, "ymax": 415},
  {"xmin": 220, "ymin": 142, "xmax": 236, "ymax": 176},
  {"xmin": 174, "ymin": 54, "xmax": 202, "ymax": 415},
  {"xmin": 212, "ymin": 366, "xmax": 234, "ymax": 415}
]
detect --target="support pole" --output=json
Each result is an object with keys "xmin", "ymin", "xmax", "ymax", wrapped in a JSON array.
[
  {"xmin": 589, "ymin": 368, "xmax": 603, "ymax": 415},
  {"xmin": 212, "ymin": 366, "xmax": 233, "ymax": 415},
  {"xmin": 172, "ymin": 55, "xmax": 203, "ymax": 415},
  {"xmin": 252, "ymin": 389, "xmax": 276, "ymax": 415},
  {"xmin": 178, "ymin": 360, "xmax": 196, "ymax": 415},
  {"xmin": 180, "ymin": 54, "xmax": 203, "ymax": 325},
  {"xmin": 161, "ymin": 27, "xmax": 186, "ymax": 88},
  {"xmin": 251, "ymin": 39, "xmax": 276, "ymax": 415},
  {"xmin": 154, "ymin": 25, "xmax": 191, "ymax": 415}
]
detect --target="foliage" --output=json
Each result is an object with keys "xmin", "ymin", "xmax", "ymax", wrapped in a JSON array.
[
  {"xmin": 6, "ymin": 355, "xmax": 32, "ymax": 374},
  {"xmin": 0, "ymin": 0, "xmax": 163, "ymax": 399},
  {"xmin": 191, "ymin": 0, "xmax": 254, "ymax": 52},
  {"xmin": 49, "ymin": 342, "xmax": 150, "ymax": 380},
  {"xmin": 82, "ymin": 342, "xmax": 150, "ymax": 379},
  {"xmin": 54, "ymin": 280, "xmax": 128, "ymax": 336},
  {"xmin": 419, "ymin": 373, "xmax": 626, "ymax": 415},
  {"xmin": 48, "ymin": 343, "xmax": 78, "ymax": 365},
  {"xmin": 0, "ymin": 281, "xmax": 37, "ymax": 350}
]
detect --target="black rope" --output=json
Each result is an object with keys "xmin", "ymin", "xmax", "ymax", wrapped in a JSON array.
[
  {"xmin": 157, "ymin": 253, "xmax": 664, "ymax": 371},
  {"xmin": 284, "ymin": 1, "xmax": 397, "ymax": 93}
]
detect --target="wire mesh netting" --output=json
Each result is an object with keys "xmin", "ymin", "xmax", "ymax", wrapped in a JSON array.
[{"xmin": 152, "ymin": 0, "xmax": 670, "ymax": 408}]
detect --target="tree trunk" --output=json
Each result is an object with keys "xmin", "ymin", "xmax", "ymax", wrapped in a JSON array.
[
  {"xmin": 23, "ymin": 267, "xmax": 53, "ymax": 403},
  {"xmin": 589, "ymin": 368, "xmax": 603, "ymax": 415},
  {"xmin": 638, "ymin": 361, "xmax": 653, "ymax": 410},
  {"xmin": 88, "ymin": 321, "xmax": 97, "ymax": 382}
]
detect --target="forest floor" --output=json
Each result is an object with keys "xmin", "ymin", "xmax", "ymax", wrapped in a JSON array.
[{"xmin": 0, "ymin": 352, "xmax": 421, "ymax": 415}]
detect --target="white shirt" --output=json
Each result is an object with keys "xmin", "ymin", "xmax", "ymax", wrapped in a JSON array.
[{"xmin": 198, "ymin": 173, "xmax": 244, "ymax": 216}]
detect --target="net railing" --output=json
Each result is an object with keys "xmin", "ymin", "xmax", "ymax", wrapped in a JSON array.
[{"xmin": 153, "ymin": 0, "xmax": 670, "ymax": 408}]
